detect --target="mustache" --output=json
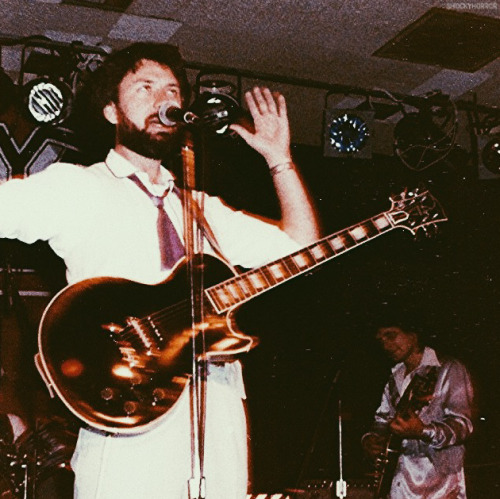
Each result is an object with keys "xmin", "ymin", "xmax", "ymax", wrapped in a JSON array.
[
  {"xmin": 145, "ymin": 115, "xmax": 162, "ymax": 125},
  {"xmin": 146, "ymin": 112, "xmax": 183, "ymax": 129},
  {"xmin": 145, "ymin": 114, "xmax": 167, "ymax": 127}
]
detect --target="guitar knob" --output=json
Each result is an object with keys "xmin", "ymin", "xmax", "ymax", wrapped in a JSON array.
[
  {"xmin": 123, "ymin": 401, "xmax": 138, "ymax": 415},
  {"xmin": 100, "ymin": 387, "xmax": 116, "ymax": 401},
  {"xmin": 152, "ymin": 388, "xmax": 168, "ymax": 405}
]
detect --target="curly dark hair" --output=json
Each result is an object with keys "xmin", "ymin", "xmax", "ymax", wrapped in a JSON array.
[
  {"xmin": 373, "ymin": 304, "xmax": 430, "ymax": 347},
  {"xmin": 71, "ymin": 43, "xmax": 191, "ymax": 163},
  {"xmin": 90, "ymin": 42, "xmax": 191, "ymax": 112}
]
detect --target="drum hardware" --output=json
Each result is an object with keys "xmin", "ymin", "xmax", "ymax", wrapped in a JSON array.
[{"xmin": 0, "ymin": 417, "xmax": 77, "ymax": 498}]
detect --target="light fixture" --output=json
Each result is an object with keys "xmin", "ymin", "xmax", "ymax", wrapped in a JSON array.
[
  {"xmin": 477, "ymin": 134, "xmax": 500, "ymax": 180},
  {"xmin": 482, "ymin": 136, "xmax": 500, "ymax": 174},
  {"xmin": 323, "ymin": 109, "xmax": 374, "ymax": 159},
  {"xmin": 394, "ymin": 100, "xmax": 457, "ymax": 171},
  {"xmin": 190, "ymin": 92, "xmax": 242, "ymax": 137},
  {"xmin": 18, "ymin": 39, "xmax": 107, "ymax": 127},
  {"xmin": 190, "ymin": 78, "xmax": 247, "ymax": 138},
  {"xmin": 23, "ymin": 78, "xmax": 73, "ymax": 125}
]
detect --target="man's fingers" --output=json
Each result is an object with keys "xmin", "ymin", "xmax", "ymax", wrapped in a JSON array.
[{"xmin": 261, "ymin": 88, "xmax": 278, "ymax": 114}]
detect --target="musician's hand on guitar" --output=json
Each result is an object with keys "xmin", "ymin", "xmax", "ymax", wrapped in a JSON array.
[
  {"xmin": 389, "ymin": 411, "xmax": 425, "ymax": 439},
  {"xmin": 362, "ymin": 433, "xmax": 386, "ymax": 460}
]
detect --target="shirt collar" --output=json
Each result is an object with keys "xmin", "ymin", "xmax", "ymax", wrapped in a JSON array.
[
  {"xmin": 391, "ymin": 346, "xmax": 441, "ymax": 376},
  {"xmin": 104, "ymin": 149, "xmax": 176, "ymax": 187}
]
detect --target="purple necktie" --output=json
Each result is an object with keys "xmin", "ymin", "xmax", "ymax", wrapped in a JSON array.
[{"xmin": 129, "ymin": 174, "xmax": 184, "ymax": 270}]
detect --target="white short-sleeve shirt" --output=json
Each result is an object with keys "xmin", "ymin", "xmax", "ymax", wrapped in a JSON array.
[{"xmin": 0, "ymin": 149, "xmax": 301, "ymax": 284}]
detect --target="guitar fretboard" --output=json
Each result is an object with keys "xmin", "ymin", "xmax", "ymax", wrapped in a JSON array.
[{"xmin": 206, "ymin": 211, "xmax": 394, "ymax": 314}]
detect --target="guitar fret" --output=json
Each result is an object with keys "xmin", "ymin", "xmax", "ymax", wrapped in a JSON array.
[
  {"xmin": 278, "ymin": 257, "xmax": 294, "ymax": 277},
  {"xmin": 261, "ymin": 267, "xmax": 278, "ymax": 286},
  {"xmin": 340, "ymin": 230, "xmax": 356, "ymax": 248},
  {"xmin": 225, "ymin": 282, "xmax": 245, "ymax": 302},
  {"xmin": 291, "ymin": 250, "xmax": 314, "ymax": 270},
  {"xmin": 303, "ymin": 248, "xmax": 317, "ymax": 266},
  {"xmin": 247, "ymin": 271, "xmax": 268, "ymax": 291},
  {"xmin": 215, "ymin": 287, "xmax": 235, "ymax": 307},
  {"xmin": 268, "ymin": 261, "xmax": 290, "ymax": 281},
  {"xmin": 309, "ymin": 242, "xmax": 329, "ymax": 262},
  {"xmin": 328, "ymin": 234, "xmax": 346, "ymax": 253},
  {"xmin": 207, "ymin": 288, "xmax": 224, "ymax": 310},
  {"xmin": 283, "ymin": 255, "xmax": 300, "ymax": 275},
  {"xmin": 349, "ymin": 224, "xmax": 368, "ymax": 241},
  {"xmin": 373, "ymin": 214, "xmax": 390, "ymax": 230},
  {"xmin": 237, "ymin": 276, "xmax": 256, "ymax": 298}
]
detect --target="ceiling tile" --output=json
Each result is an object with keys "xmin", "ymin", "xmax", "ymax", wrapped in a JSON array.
[{"xmin": 108, "ymin": 14, "xmax": 182, "ymax": 42}]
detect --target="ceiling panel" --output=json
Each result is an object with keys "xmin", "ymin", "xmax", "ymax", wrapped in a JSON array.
[{"xmin": 0, "ymin": 0, "xmax": 497, "ymax": 146}]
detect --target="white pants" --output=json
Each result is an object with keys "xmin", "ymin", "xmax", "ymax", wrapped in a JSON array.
[{"xmin": 71, "ymin": 363, "xmax": 248, "ymax": 499}]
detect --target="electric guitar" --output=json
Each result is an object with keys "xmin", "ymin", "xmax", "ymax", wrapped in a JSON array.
[
  {"xmin": 36, "ymin": 188, "xmax": 447, "ymax": 434},
  {"xmin": 372, "ymin": 366, "xmax": 439, "ymax": 499}
]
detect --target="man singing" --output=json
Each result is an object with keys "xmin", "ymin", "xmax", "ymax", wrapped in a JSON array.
[{"xmin": 0, "ymin": 43, "xmax": 320, "ymax": 498}]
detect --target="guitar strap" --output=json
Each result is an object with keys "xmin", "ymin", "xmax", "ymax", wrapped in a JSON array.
[
  {"xmin": 174, "ymin": 186, "xmax": 239, "ymax": 275},
  {"xmin": 394, "ymin": 365, "xmax": 439, "ymax": 414}
]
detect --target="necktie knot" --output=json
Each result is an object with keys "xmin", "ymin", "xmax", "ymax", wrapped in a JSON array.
[{"xmin": 151, "ymin": 196, "xmax": 165, "ymax": 209}]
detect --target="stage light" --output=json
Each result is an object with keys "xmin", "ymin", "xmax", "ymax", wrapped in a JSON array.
[
  {"xmin": 190, "ymin": 79, "xmax": 244, "ymax": 138},
  {"xmin": 23, "ymin": 78, "xmax": 73, "ymax": 125},
  {"xmin": 323, "ymin": 109, "xmax": 374, "ymax": 159},
  {"xmin": 477, "ymin": 134, "xmax": 500, "ymax": 180},
  {"xmin": 482, "ymin": 136, "xmax": 500, "ymax": 174},
  {"xmin": 394, "ymin": 102, "xmax": 457, "ymax": 171},
  {"xmin": 191, "ymin": 92, "xmax": 241, "ymax": 136}
]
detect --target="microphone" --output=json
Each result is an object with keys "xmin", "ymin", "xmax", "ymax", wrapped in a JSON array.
[{"xmin": 158, "ymin": 104, "xmax": 199, "ymax": 126}]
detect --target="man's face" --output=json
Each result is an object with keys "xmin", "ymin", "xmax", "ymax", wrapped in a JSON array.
[
  {"xmin": 376, "ymin": 326, "xmax": 419, "ymax": 363},
  {"xmin": 105, "ymin": 59, "xmax": 183, "ymax": 159}
]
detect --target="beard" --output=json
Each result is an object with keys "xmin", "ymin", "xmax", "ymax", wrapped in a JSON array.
[{"xmin": 115, "ymin": 107, "xmax": 183, "ymax": 160}]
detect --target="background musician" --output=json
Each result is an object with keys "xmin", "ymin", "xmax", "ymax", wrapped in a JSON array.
[{"xmin": 362, "ymin": 317, "xmax": 474, "ymax": 498}]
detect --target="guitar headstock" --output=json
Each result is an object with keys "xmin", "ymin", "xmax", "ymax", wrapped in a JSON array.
[{"xmin": 386, "ymin": 187, "xmax": 448, "ymax": 235}]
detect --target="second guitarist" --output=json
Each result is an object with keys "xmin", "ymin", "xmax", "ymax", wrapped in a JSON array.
[{"xmin": 362, "ymin": 314, "xmax": 474, "ymax": 499}]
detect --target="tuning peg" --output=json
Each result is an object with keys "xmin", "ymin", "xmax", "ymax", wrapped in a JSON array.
[{"xmin": 415, "ymin": 223, "xmax": 440, "ymax": 240}]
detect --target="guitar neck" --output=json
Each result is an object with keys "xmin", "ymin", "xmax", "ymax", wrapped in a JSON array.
[{"xmin": 206, "ymin": 210, "xmax": 396, "ymax": 314}]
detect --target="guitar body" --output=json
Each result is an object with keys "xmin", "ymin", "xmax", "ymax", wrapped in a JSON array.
[
  {"xmin": 37, "ymin": 255, "xmax": 257, "ymax": 434},
  {"xmin": 36, "ymin": 188, "xmax": 447, "ymax": 434},
  {"xmin": 371, "ymin": 368, "xmax": 439, "ymax": 498}
]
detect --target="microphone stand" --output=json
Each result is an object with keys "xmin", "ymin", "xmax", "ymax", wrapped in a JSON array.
[
  {"xmin": 336, "ymin": 398, "xmax": 347, "ymax": 499},
  {"xmin": 181, "ymin": 129, "xmax": 208, "ymax": 499}
]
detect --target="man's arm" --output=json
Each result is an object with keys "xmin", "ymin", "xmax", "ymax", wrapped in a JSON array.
[
  {"xmin": 230, "ymin": 87, "xmax": 320, "ymax": 246},
  {"xmin": 390, "ymin": 361, "xmax": 474, "ymax": 448},
  {"xmin": 362, "ymin": 382, "xmax": 394, "ymax": 460}
]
